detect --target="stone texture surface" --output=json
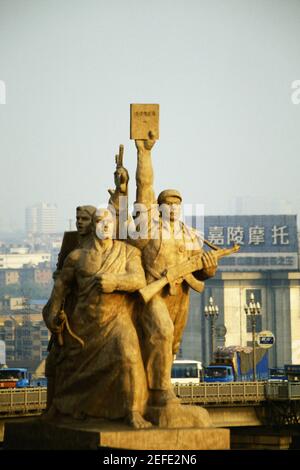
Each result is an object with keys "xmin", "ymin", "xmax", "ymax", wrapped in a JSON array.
[
  {"xmin": 0, "ymin": 420, "xmax": 4, "ymax": 443},
  {"xmin": 145, "ymin": 404, "xmax": 211, "ymax": 428},
  {"xmin": 3, "ymin": 417, "xmax": 230, "ymax": 450},
  {"xmin": 130, "ymin": 103, "xmax": 159, "ymax": 140},
  {"xmin": 208, "ymin": 406, "xmax": 263, "ymax": 427}
]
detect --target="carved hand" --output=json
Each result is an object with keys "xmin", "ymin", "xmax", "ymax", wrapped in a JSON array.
[
  {"xmin": 135, "ymin": 135, "xmax": 156, "ymax": 152},
  {"xmin": 109, "ymin": 167, "xmax": 129, "ymax": 199},
  {"xmin": 47, "ymin": 310, "xmax": 66, "ymax": 335},
  {"xmin": 115, "ymin": 166, "xmax": 129, "ymax": 193},
  {"xmin": 201, "ymin": 251, "xmax": 218, "ymax": 278},
  {"xmin": 96, "ymin": 273, "xmax": 118, "ymax": 293}
]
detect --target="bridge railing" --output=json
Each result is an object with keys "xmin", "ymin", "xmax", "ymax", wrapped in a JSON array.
[
  {"xmin": 2, "ymin": 381, "xmax": 300, "ymax": 418},
  {"xmin": 174, "ymin": 382, "xmax": 266, "ymax": 405},
  {"xmin": 0, "ymin": 387, "xmax": 47, "ymax": 416},
  {"xmin": 265, "ymin": 382, "xmax": 300, "ymax": 401}
]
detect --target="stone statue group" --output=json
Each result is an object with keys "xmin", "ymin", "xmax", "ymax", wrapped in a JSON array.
[{"xmin": 43, "ymin": 136, "xmax": 223, "ymax": 429}]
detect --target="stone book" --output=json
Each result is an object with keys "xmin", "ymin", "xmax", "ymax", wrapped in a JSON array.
[{"xmin": 130, "ymin": 103, "xmax": 159, "ymax": 140}]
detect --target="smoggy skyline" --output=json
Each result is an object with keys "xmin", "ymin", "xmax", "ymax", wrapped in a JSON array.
[{"xmin": 0, "ymin": 0, "xmax": 300, "ymax": 232}]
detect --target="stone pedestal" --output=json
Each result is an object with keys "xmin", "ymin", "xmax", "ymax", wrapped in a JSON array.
[
  {"xmin": 0, "ymin": 420, "xmax": 4, "ymax": 444},
  {"xmin": 3, "ymin": 417, "xmax": 230, "ymax": 450},
  {"xmin": 145, "ymin": 403, "xmax": 211, "ymax": 428}
]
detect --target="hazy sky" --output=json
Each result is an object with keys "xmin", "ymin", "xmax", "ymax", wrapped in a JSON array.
[{"xmin": 1, "ymin": 0, "xmax": 300, "ymax": 232}]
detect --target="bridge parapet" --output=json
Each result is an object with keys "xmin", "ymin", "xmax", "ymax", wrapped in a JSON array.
[
  {"xmin": 174, "ymin": 382, "xmax": 266, "ymax": 406},
  {"xmin": 265, "ymin": 382, "xmax": 300, "ymax": 401},
  {"xmin": 1, "ymin": 382, "xmax": 300, "ymax": 420},
  {"xmin": 0, "ymin": 387, "xmax": 47, "ymax": 417}
]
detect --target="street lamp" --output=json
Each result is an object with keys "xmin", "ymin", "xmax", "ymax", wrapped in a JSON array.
[
  {"xmin": 204, "ymin": 296, "xmax": 219, "ymax": 361},
  {"xmin": 244, "ymin": 292, "xmax": 261, "ymax": 382}
]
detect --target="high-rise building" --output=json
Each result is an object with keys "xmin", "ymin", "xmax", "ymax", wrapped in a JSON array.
[
  {"xmin": 0, "ymin": 317, "xmax": 49, "ymax": 363},
  {"xmin": 25, "ymin": 205, "xmax": 38, "ymax": 234},
  {"xmin": 26, "ymin": 203, "xmax": 58, "ymax": 234}
]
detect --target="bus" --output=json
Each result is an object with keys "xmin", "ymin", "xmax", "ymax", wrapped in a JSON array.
[
  {"xmin": 171, "ymin": 360, "xmax": 202, "ymax": 384},
  {"xmin": 0, "ymin": 368, "xmax": 29, "ymax": 388}
]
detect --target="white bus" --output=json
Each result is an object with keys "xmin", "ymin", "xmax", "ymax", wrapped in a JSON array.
[{"xmin": 171, "ymin": 359, "xmax": 203, "ymax": 384}]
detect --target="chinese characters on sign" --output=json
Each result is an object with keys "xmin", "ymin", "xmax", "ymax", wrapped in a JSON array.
[
  {"xmin": 272, "ymin": 225, "xmax": 289, "ymax": 245},
  {"xmin": 202, "ymin": 215, "xmax": 298, "ymax": 271},
  {"xmin": 207, "ymin": 227, "xmax": 224, "ymax": 245},
  {"xmin": 249, "ymin": 226, "xmax": 265, "ymax": 245},
  {"xmin": 207, "ymin": 225, "xmax": 290, "ymax": 246}
]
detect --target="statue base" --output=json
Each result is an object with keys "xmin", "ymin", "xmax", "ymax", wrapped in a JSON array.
[
  {"xmin": 145, "ymin": 403, "xmax": 211, "ymax": 428},
  {"xmin": 3, "ymin": 416, "xmax": 230, "ymax": 450}
]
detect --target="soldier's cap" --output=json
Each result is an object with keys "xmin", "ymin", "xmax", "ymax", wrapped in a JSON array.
[
  {"xmin": 157, "ymin": 189, "xmax": 182, "ymax": 205},
  {"xmin": 76, "ymin": 205, "xmax": 97, "ymax": 218},
  {"xmin": 94, "ymin": 207, "xmax": 114, "ymax": 221}
]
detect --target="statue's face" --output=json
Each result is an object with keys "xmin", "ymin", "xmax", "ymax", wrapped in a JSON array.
[
  {"xmin": 162, "ymin": 196, "xmax": 182, "ymax": 222},
  {"xmin": 95, "ymin": 210, "xmax": 115, "ymax": 240},
  {"xmin": 76, "ymin": 211, "xmax": 93, "ymax": 235}
]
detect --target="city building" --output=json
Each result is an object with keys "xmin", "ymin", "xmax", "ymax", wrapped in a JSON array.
[
  {"xmin": 0, "ymin": 264, "xmax": 52, "ymax": 288},
  {"xmin": 0, "ymin": 269, "xmax": 20, "ymax": 286},
  {"xmin": 19, "ymin": 262, "xmax": 52, "ymax": 286},
  {"xmin": 0, "ymin": 314, "xmax": 50, "ymax": 367},
  {"xmin": 0, "ymin": 296, "xmax": 25, "ymax": 311},
  {"xmin": 180, "ymin": 215, "xmax": 300, "ymax": 369},
  {"xmin": 25, "ymin": 205, "xmax": 38, "ymax": 234},
  {"xmin": 0, "ymin": 339, "xmax": 6, "ymax": 365},
  {"xmin": 0, "ymin": 299, "xmax": 49, "ymax": 366},
  {"xmin": 0, "ymin": 252, "xmax": 51, "ymax": 269},
  {"xmin": 26, "ymin": 203, "xmax": 58, "ymax": 235},
  {"xmin": 0, "ymin": 298, "xmax": 46, "ymax": 319}
]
